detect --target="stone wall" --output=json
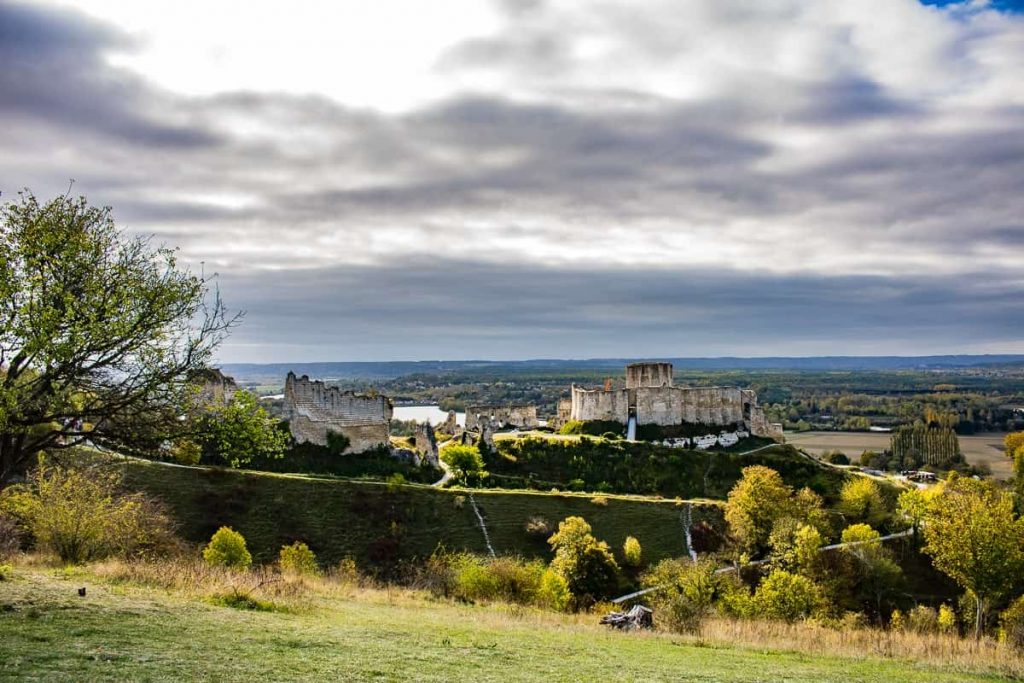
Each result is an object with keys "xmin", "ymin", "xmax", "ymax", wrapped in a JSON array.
[
  {"xmin": 284, "ymin": 372, "xmax": 392, "ymax": 453},
  {"xmin": 570, "ymin": 386, "xmax": 630, "ymax": 424},
  {"xmin": 465, "ymin": 404, "xmax": 539, "ymax": 431},
  {"xmin": 626, "ymin": 362, "xmax": 674, "ymax": 389},
  {"xmin": 414, "ymin": 422, "xmax": 439, "ymax": 468},
  {"xmin": 570, "ymin": 366, "xmax": 781, "ymax": 440}
]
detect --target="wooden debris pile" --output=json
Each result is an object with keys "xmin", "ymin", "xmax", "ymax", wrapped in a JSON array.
[{"xmin": 599, "ymin": 604, "xmax": 653, "ymax": 630}]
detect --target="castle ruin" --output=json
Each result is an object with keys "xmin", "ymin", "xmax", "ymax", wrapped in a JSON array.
[
  {"xmin": 465, "ymin": 404, "xmax": 540, "ymax": 432},
  {"xmin": 570, "ymin": 362, "xmax": 782, "ymax": 439},
  {"xmin": 283, "ymin": 372, "xmax": 393, "ymax": 453}
]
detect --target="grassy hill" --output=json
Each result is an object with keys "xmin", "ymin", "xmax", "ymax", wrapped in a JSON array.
[
  {"xmin": 2, "ymin": 565, "xmax": 1014, "ymax": 682},
  {"xmin": 123, "ymin": 461, "xmax": 721, "ymax": 569}
]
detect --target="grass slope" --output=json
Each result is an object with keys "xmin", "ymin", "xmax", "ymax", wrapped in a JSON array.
[
  {"xmin": 123, "ymin": 461, "xmax": 721, "ymax": 568},
  {"xmin": 0, "ymin": 568, "xmax": 1002, "ymax": 683}
]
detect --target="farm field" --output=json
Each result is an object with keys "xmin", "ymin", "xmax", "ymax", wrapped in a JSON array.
[
  {"xmin": 785, "ymin": 431, "xmax": 1013, "ymax": 478},
  {"xmin": 1, "ymin": 566, "xmax": 1015, "ymax": 683}
]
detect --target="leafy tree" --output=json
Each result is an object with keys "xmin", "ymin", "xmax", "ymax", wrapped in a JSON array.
[
  {"xmin": 1004, "ymin": 431, "xmax": 1024, "ymax": 458},
  {"xmin": 0, "ymin": 191, "xmax": 236, "ymax": 486},
  {"xmin": 548, "ymin": 516, "xmax": 619, "ymax": 609},
  {"xmin": 751, "ymin": 570, "xmax": 824, "ymax": 622},
  {"xmin": 921, "ymin": 476, "xmax": 1024, "ymax": 638},
  {"xmin": 725, "ymin": 466, "xmax": 795, "ymax": 555},
  {"xmin": 440, "ymin": 444, "xmax": 488, "ymax": 486},
  {"xmin": 197, "ymin": 390, "xmax": 287, "ymax": 468},
  {"xmin": 837, "ymin": 477, "xmax": 889, "ymax": 528},
  {"xmin": 203, "ymin": 526, "xmax": 252, "ymax": 569},
  {"xmin": 641, "ymin": 558, "xmax": 719, "ymax": 633},
  {"xmin": 839, "ymin": 523, "xmax": 903, "ymax": 618}
]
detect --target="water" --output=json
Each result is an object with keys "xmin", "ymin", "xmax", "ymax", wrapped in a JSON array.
[{"xmin": 392, "ymin": 405, "xmax": 466, "ymax": 426}]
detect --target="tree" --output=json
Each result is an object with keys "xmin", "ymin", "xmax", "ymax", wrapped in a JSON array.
[
  {"xmin": 921, "ymin": 476, "xmax": 1024, "ymax": 638},
  {"xmin": 548, "ymin": 516, "xmax": 619, "ymax": 609},
  {"xmin": 440, "ymin": 444, "xmax": 488, "ymax": 486},
  {"xmin": 837, "ymin": 477, "xmax": 889, "ymax": 528},
  {"xmin": 839, "ymin": 523, "xmax": 903, "ymax": 619},
  {"xmin": 641, "ymin": 558, "xmax": 719, "ymax": 633},
  {"xmin": 279, "ymin": 541, "xmax": 319, "ymax": 576},
  {"xmin": 0, "ymin": 191, "xmax": 236, "ymax": 486},
  {"xmin": 196, "ymin": 390, "xmax": 287, "ymax": 467},
  {"xmin": 725, "ymin": 466, "xmax": 795, "ymax": 555},
  {"xmin": 751, "ymin": 570, "xmax": 824, "ymax": 622}
]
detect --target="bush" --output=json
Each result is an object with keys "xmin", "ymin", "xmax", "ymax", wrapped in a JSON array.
[
  {"xmin": 524, "ymin": 516, "xmax": 552, "ymax": 539},
  {"xmin": 751, "ymin": 570, "xmax": 824, "ymax": 622},
  {"xmin": 906, "ymin": 605, "xmax": 939, "ymax": 634},
  {"xmin": 425, "ymin": 551, "xmax": 570, "ymax": 611},
  {"xmin": 890, "ymin": 609, "xmax": 906, "ymax": 631},
  {"xmin": 823, "ymin": 450, "xmax": 850, "ymax": 465},
  {"xmin": 279, "ymin": 541, "xmax": 319, "ymax": 576},
  {"xmin": 203, "ymin": 527, "xmax": 252, "ymax": 569},
  {"xmin": 0, "ymin": 459, "xmax": 178, "ymax": 564},
  {"xmin": 622, "ymin": 536, "xmax": 642, "ymax": 567},
  {"xmin": 0, "ymin": 564, "xmax": 12, "ymax": 581},
  {"xmin": 1000, "ymin": 595, "xmax": 1024, "ymax": 650},
  {"xmin": 938, "ymin": 604, "xmax": 957, "ymax": 635},
  {"xmin": 642, "ymin": 558, "xmax": 719, "ymax": 633}
]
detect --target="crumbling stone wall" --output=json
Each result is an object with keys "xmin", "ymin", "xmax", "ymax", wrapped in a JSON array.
[
  {"xmin": 548, "ymin": 398, "xmax": 573, "ymax": 430},
  {"xmin": 570, "ymin": 363, "xmax": 781, "ymax": 440},
  {"xmin": 626, "ymin": 362, "xmax": 674, "ymax": 389},
  {"xmin": 284, "ymin": 372, "xmax": 392, "ymax": 453},
  {"xmin": 414, "ymin": 422, "xmax": 439, "ymax": 468},
  {"xmin": 465, "ymin": 404, "xmax": 539, "ymax": 431},
  {"xmin": 192, "ymin": 368, "xmax": 238, "ymax": 406}
]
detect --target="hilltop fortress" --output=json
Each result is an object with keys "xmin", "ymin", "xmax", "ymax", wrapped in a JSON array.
[
  {"xmin": 570, "ymin": 362, "xmax": 782, "ymax": 439},
  {"xmin": 283, "ymin": 372, "xmax": 393, "ymax": 453}
]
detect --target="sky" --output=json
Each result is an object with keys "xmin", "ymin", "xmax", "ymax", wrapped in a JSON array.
[{"xmin": 1, "ymin": 0, "xmax": 1023, "ymax": 362}]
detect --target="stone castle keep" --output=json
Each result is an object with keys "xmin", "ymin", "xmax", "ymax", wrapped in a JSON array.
[
  {"xmin": 284, "ymin": 372, "xmax": 393, "ymax": 453},
  {"xmin": 570, "ymin": 362, "xmax": 782, "ymax": 439}
]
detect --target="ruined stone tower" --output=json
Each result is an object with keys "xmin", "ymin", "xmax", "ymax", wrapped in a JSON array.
[{"xmin": 283, "ymin": 372, "xmax": 392, "ymax": 453}]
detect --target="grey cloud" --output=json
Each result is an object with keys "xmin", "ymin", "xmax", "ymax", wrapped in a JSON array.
[
  {"xmin": 214, "ymin": 259, "xmax": 1024, "ymax": 361},
  {"xmin": 0, "ymin": 0, "xmax": 218, "ymax": 147}
]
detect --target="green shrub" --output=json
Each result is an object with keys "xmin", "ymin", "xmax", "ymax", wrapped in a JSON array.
[
  {"xmin": 751, "ymin": 570, "xmax": 824, "ymax": 622},
  {"xmin": 203, "ymin": 527, "xmax": 252, "ymax": 569},
  {"xmin": 0, "ymin": 564, "xmax": 13, "ymax": 581},
  {"xmin": 1000, "ymin": 595, "xmax": 1024, "ymax": 650},
  {"xmin": 326, "ymin": 430, "xmax": 351, "ymax": 455},
  {"xmin": 622, "ymin": 536, "xmax": 642, "ymax": 568},
  {"xmin": 536, "ymin": 569, "xmax": 571, "ymax": 611},
  {"xmin": 1, "ymin": 460, "xmax": 178, "ymax": 564},
  {"xmin": 279, "ymin": 541, "xmax": 319, "ymax": 576},
  {"xmin": 823, "ymin": 450, "xmax": 850, "ymax": 465},
  {"xmin": 209, "ymin": 590, "xmax": 276, "ymax": 611},
  {"xmin": 890, "ymin": 609, "xmax": 906, "ymax": 631},
  {"xmin": 642, "ymin": 558, "xmax": 719, "ymax": 633}
]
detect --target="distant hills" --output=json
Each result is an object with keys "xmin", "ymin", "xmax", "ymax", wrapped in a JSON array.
[{"xmin": 221, "ymin": 355, "xmax": 1024, "ymax": 385}]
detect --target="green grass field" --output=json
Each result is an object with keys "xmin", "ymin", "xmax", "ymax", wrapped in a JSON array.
[
  {"xmin": 1, "ymin": 566, "xmax": 1009, "ymax": 683},
  {"xmin": 122, "ymin": 460, "xmax": 721, "ymax": 568}
]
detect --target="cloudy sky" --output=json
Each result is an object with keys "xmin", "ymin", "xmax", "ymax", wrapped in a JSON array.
[{"xmin": 2, "ymin": 0, "xmax": 1023, "ymax": 362}]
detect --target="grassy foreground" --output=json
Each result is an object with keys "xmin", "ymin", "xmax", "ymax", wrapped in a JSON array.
[
  {"xmin": 1, "ymin": 564, "xmax": 1013, "ymax": 682},
  {"xmin": 122, "ymin": 460, "xmax": 722, "ymax": 567}
]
